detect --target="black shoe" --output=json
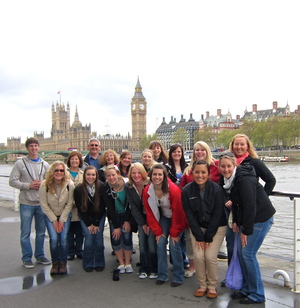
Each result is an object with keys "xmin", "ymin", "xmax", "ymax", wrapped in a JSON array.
[
  {"xmin": 132, "ymin": 249, "xmax": 136, "ymax": 254},
  {"xmin": 67, "ymin": 255, "xmax": 75, "ymax": 261},
  {"xmin": 111, "ymin": 250, "xmax": 115, "ymax": 256},
  {"xmin": 136, "ymin": 261, "xmax": 141, "ymax": 267},
  {"xmin": 84, "ymin": 267, "xmax": 93, "ymax": 272},
  {"xmin": 95, "ymin": 266, "xmax": 104, "ymax": 272},
  {"xmin": 77, "ymin": 253, "xmax": 83, "ymax": 259},
  {"xmin": 220, "ymin": 279, "xmax": 226, "ymax": 287},
  {"xmin": 113, "ymin": 268, "xmax": 120, "ymax": 281},
  {"xmin": 217, "ymin": 252, "xmax": 228, "ymax": 260},
  {"xmin": 231, "ymin": 292, "xmax": 247, "ymax": 299},
  {"xmin": 171, "ymin": 282, "xmax": 182, "ymax": 287},
  {"xmin": 239, "ymin": 298, "xmax": 264, "ymax": 305},
  {"xmin": 156, "ymin": 280, "xmax": 166, "ymax": 285}
]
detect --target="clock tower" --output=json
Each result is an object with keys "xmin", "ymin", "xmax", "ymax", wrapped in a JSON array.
[{"xmin": 131, "ymin": 77, "xmax": 147, "ymax": 147}]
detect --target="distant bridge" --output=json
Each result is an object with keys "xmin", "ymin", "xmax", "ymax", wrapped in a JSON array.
[{"xmin": 0, "ymin": 150, "xmax": 90, "ymax": 160}]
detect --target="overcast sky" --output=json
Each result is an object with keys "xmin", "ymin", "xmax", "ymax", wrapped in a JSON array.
[{"xmin": 1, "ymin": 0, "xmax": 299, "ymax": 145}]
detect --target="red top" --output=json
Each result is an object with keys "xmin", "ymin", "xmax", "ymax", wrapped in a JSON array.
[
  {"xmin": 180, "ymin": 159, "xmax": 220, "ymax": 188},
  {"xmin": 143, "ymin": 179, "xmax": 188, "ymax": 238}
]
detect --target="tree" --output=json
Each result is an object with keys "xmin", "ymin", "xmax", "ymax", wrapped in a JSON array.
[
  {"xmin": 139, "ymin": 133, "xmax": 158, "ymax": 150},
  {"xmin": 194, "ymin": 127, "xmax": 216, "ymax": 148},
  {"xmin": 170, "ymin": 128, "xmax": 188, "ymax": 149},
  {"xmin": 216, "ymin": 129, "xmax": 240, "ymax": 149}
]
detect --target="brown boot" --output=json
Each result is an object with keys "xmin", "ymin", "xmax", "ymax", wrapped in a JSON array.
[
  {"xmin": 50, "ymin": 262, "xmax": 59, "ymax": 275},
  {"xmin": 59, "ymin": 261, "xmax": 67, "ymax": 275}
]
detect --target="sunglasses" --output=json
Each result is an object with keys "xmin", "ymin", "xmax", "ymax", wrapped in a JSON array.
[
  {"xmin": 89, "ymin": 144, "xmax": 99, "ymax": 147},
  {"xmin": 54, "ymin": 169, "xmax": 65, "ymax": 173},
  {"xmin": 219, "ymin": 152, "xmax": 235, "ymax": 158}
]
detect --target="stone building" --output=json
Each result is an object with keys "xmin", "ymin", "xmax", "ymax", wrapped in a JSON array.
[{"xmin": 7, "ymin": 78, "xmax": 147, "ymax": 152}]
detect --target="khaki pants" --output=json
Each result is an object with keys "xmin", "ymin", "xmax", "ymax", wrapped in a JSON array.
[{"xmin": 191, "ymin": 226, "xmax": 227, "ymax": 289}]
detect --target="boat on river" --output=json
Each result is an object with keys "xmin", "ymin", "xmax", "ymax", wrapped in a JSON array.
[{"xmin": 260, "ymin": 156, "xmax": 289, "ymax": 162}]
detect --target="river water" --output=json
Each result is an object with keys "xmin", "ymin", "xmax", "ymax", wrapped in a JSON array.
[{"xmin": 0, "ymin": 162, "xmax": 299, "ymax": 261}]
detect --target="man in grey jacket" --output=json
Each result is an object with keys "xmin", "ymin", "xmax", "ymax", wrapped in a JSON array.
[{"xmin": 9, "ymin": 137, "xmax": 51, "ymax": 268}]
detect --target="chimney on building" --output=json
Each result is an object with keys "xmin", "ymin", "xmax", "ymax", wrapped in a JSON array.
[
  {"xmin": 217, "ymin": 109, "xmax": 221, "ymax": 117},
  {"xmin": 206, "ymin": 111, "xmax": 209, "ymax": 118},
  {"xmin": 236, "ymin": 115, "xmax": 240, "ymax": 120},
  {"xmin": 273, "ymin": 101, "xmax": 278, "ymax": 110},
  {"xmin": 253, "ymin": 104, "xmax": 257, "ymax": 112}
]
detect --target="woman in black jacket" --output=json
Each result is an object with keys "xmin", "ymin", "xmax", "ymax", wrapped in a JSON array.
[
  {"xmin": 125, "ymin": 162, "xmax": 157, "ymax": 279},
  {"xmin": 74, "ymin": 166, "xmax": 106, "ymax": 272},
  {"xmin": 182, "ymin": 160, "xmax": 227, "ymax": 299},
  {"xmin": 219, "ymin": 154, "xmax": 276, "ymax": 304}
]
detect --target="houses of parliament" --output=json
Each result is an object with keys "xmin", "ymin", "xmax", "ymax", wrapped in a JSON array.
[{"xmin": 7, "ymin": 78, "xmax": 147, "ymax": 152}]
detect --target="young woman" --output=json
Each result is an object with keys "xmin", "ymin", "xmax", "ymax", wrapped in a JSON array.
[
  {"xmin": 141, "ymin": 149, "xmax": 155, "ymax": 174},
  {"xmin": 118, "ymin": 150, "xmax": 132, "ymax": 178},
  {"xmin": 125, "ymin": 162, "xmax": 157, "ymax": 279},
  {"xmin": 149, "ymin": 140, "xmax": 168, "ymax": 164},
  {"xmin": 103, "ymin": 165, "xmax": 133, "ymax": 274},
  {"xmin": 182, "ymin": 160, "xmax": 227, "ymax": 299},
  {"xmin": 226, "ymin": 134, "xmax": 276, "ymax": 264},
  {"xmin": 219, "ymin": 154, "xmax": 276, "ymax": 304},
  {"xmin": 180, "ymin": 141, "xmax": 220, "ymax": 278},
  {"xmin": 143, "ymin": 164, "xmax": 187, "ymax": 287},
  {"xmin": 165, "ymin": 143, "xmax": 188, "ymax": 185},
  {"xmin": 98, "ymin": 149, "xmax": 120, "ymax": 182},
  {"xmin": 181, "ymin": 141, "xmax": 219, "ymax": 187},
  {"xmin": 39, "ymin": 161, "xmax": 74, "ymax": 275},
  {"xmin": 66, "ymin": 151, "xmax": 84, "ymax": 261},
  {"xmin": 74, "ymin": 166, "xmax": 106, "ymax": 272}
]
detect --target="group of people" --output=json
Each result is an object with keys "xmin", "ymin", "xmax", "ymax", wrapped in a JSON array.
[{"xmin": 9, "ymin": 135, "xmax": 276, "ymax": 304}]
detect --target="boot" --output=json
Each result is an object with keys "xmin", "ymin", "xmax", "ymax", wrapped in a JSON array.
[
  {"xmin": 50, "ymin": 262, "xmax": 59, "ymax": 275},
  {"xmin": 59, "ymin": 261, "xmax": 67, "ymax": 275}
]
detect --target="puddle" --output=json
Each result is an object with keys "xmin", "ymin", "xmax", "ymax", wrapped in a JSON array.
[
  {"xmin": 0, "ymin": 217, "xmax": 20, "ymax": 223},
  {"xmin": 0, "ymin": 266, "xmax": 77, "ymax": 295}
]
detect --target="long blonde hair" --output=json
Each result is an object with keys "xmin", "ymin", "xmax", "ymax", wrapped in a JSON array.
[
  {"xmin": 44, "ymin": 161, "xmax": 69, "ymax": 194},
  {"xmin": 229, "ymin": 134, "xmax": 258, "ymax": 159},
  {"xmin": 184, "ymin": 141, "xmax": 215, "ymax": 175},
  {"xmin": 127, "ymin": 162, "xmax": 149, "ymax": 187}
]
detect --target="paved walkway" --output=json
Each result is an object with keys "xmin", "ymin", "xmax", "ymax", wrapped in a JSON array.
[{"xmin": 0, "ymin": 203, "xmax": 299, "ymax": 308}]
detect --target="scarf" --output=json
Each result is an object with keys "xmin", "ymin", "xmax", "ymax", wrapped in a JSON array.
[
  {"xmin": 86, "ymin": 184, "xmax": 95, "ymax": 197},
  {"xmin": 235, "ymin": 152, "xmax": 249, "ymax": 165},
  {"xmin": 223, "ymin": 166, "xmax": 237, "ymax": 193}
]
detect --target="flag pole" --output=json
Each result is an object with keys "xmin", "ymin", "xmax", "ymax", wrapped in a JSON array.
[{"xmin": 57, "ymin": 90, "xmax": 61, "ymax": 103}]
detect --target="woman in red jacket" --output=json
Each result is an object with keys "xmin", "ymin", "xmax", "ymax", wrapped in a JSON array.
[{"xmin": 143, "ymin": 164, "xmax": 187, "ymax": 287}]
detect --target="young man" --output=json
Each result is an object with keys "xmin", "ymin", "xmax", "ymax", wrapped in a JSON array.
[
  {"xmin": 83, "ymin": 138, "xmax": 102, "ymax": 170},
  {"xmin": 9, "ymin": 137, "xmax": 51, "ymax": 268}
]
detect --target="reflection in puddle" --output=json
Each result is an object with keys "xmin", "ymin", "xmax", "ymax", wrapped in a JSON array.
[
  {"xmin": 0, "ymin": 217, "xmax": 20, "ymax": 223},
  {"xmin": 0, "ymin": 266, "xmax": 76, "ymax": 295}
]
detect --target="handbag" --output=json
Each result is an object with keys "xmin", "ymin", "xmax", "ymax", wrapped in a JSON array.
[{"xmin": 225, "ymin": 233, "xmax": 243, "ymax": 290}]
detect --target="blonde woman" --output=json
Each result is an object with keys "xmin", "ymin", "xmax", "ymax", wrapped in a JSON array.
[
  {"xmin": 141, "ymin": 149, "xmax": 155, "ymax": 174},
  {"xmin": 125, "ymin": 163, "xmax": 157, "ymax": 279},
  {"xmin": 103, "ymin": 165, "xmax": 133, "ymax": 273},
  {"xmin": 98, "ymin": 149, "xmax": 120, "ymax": 182},
  {"xmin": 39, "ymin": 161, "xmax": 74, "ymax": 275}
]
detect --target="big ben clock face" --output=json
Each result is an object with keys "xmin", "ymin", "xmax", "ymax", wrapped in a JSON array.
[
  {"xmin": 139, "ymin": 104, "xmax": 145, "ymax": 110},
  {"xmin": 132, "ymin": 104, "xmax": 136, "ymax": 110}
]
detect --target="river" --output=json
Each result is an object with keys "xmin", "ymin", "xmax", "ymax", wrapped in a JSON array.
[{"xmin": 0, "ymin": 162, "xmax": 299, "ymax": 261}]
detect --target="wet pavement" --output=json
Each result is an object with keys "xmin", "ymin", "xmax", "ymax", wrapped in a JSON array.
[{"xmin": 0, "ymin": 204, "xmax": 299, "ymax": 308}]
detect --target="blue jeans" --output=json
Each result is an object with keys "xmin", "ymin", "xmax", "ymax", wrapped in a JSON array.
[
  {"xmin": 156, "ymin": 215, "xmax": 184, "ymax": 283},
  {"xmin": 238, "ymin": 216, "xmax": 274, "ymax": 303},
  {"xmin": 110, "ymin": 214, "xmax": 133, "ymax": 251},
  {"xmin": 45, "ymin": 213, "xmax": 72, "ymax": 262},
  {"xmin": 20, "ymin": 204, "xmax": 46, "ymax": 261},
  {"xmin": 80, "ymin": 215, "xmax": 106, "ymax": 269},
  {"xmin": 67, "ymin": 221, "xmax": 84, "ymax": 256},
  {"xmin": 138, "ymin": 225, "xmax": 157, "ymax": 274}
]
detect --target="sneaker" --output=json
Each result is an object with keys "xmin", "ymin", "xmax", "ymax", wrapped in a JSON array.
[
  {"xmin": 23, "ymin": 260, "xmax": 34, "ymax": 268},
  {"xmin": 36, "ymin": 257, "xmax": 51, "ymax": 265},
  {"xmin": 149, "ymin": 273, "xmax": 158, "ymax": 279},
  {"xmin": 139, "ymin": 272, "xmax": 148, "ymax": 279},
  {"xmin": 217, "ymin": 252, "xmax": 228, "ymax": 261},
  {"xmin": 117, "ymin": 265, "xmax": 125, "ymax": 274},
  {"xmin": 125, "ymin": 264, "xmax": 133, "ymax": 273}
]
